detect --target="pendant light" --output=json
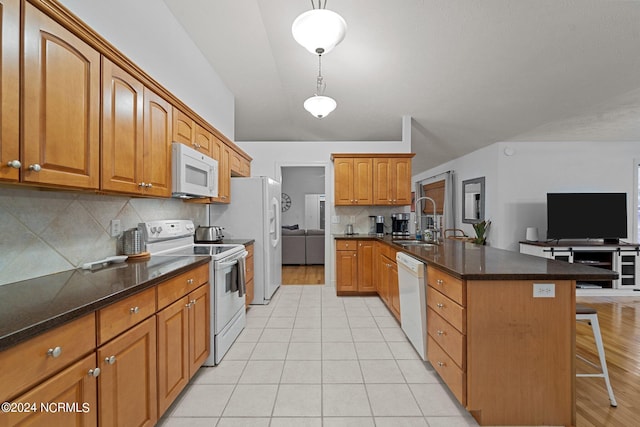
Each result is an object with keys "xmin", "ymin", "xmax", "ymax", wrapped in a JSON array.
[
  {"xmin": 304, "ymin": 54, "xmax": 336, "ymax": 119},
  {"xmin": 292, "ymin": 0, "xmax": 347, "ymax": 55}
]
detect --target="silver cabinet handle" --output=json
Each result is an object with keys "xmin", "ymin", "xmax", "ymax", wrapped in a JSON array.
[
  {"xmin": 145, "ymin": 183, "xmax": 153, "ymax": 188},
  {"xmin": 138, "ymin": 182, "xmax": 146, "ymax": 187},
  {"xmin": 436, "ymin": 330, "xmax": 445, "ymax": 336},
  {"xmin": 187, "ymin": 278, "xmax": 194, "ymax": 285},
  {"xmin": 353, "ymin": 253, "xmax": 356, "ymax": 257},
  {"xmin": 437, "ymin": 361, "xmax": 445, "ymax": 367},
  {"xmin": 436, "ymin": 303, "xmax": 444, "ymax": 308},
  {"xmin": 88, "ymin": 368, "xmax": 101, "ymax": 377},
  {"xmin": 436, "ymin": 279, "xmax": 444, "ymax": 285},
  {"xmin": 130, "ymin": 306, "xmax": 140, "ymax": 314},
  {"xmin": 190, "ymin": 299, "xmax": 197, "ymax": 305},
  {"xmin": 7, "ymin": 160, "xmax": 21, "ymax": 169},
  {"xmin": 47, "ymin": 346, "xmax": 62, "ymax": 358},
  {"xmin": 28, "ymin": 164, "xmax": 41, "ymax": 172},
  {"xmin": 104, "ymin": 355, "xmax": 116, "ymax": 365},
  {"xmin": 185, "ymin": 302, "xmax": 193, "ymax": 308}
]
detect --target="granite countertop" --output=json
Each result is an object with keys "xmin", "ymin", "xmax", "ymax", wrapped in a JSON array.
[
  {"xmin": 0, "ymin": 255, "xmax": 210, "ymax": 351},
  {"xmin": 335, "ymin": 235, "xmax": 618, "ymax": 281}
]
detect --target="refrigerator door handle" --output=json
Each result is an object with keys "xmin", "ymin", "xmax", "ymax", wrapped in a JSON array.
[{"xmin": 270, "ymin": 195, "xmax": 280, "ymax": 248}]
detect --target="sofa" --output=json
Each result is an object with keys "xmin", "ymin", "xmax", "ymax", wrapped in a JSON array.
[{"xmin": 282, "ymin": 227, "xmax": 325, "ymax": 265}]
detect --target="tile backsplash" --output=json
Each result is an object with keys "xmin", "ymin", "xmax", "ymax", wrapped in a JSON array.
[
  {"xmin": 331, "ymin": 206, "xmax": 413, "ymax": 236},
  {"xmin": 0, "ymin": 186, "xmax": 206, "ymax": 285}
]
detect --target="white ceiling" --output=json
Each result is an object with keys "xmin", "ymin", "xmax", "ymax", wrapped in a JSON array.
[{"xmin": 162, "ymin": 0, "xmax": 640, "ymax": 172}]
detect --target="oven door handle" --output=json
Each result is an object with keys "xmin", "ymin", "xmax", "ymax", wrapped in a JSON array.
[{"xmin": 217, "ymin": 251, "xmax": 248, "ymax": 268}]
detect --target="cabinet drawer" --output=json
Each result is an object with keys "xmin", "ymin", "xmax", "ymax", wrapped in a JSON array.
[
  {"xmin": 157, "ymin": 264, "xmax": 209, "ymax": 310},
  {"xmin": 98, "ymin": 287, "xmax": 156, "ymax": 345},
  {"xmin": 336, "ymin": 240, "xmax": 358, "ymax": 251},
  {"xmin": 427, "ymin": 286, "xmax": 465, "ymax": 333},
  {"xmin": 427, "ymin": 266, "xmax": 465, "ymax": 306},
  {"xmin": 428, "ymin": 335, "xmax": 466, "ymax": 406},
  {"xmin": 0, "ymin": 314, "xmax": 96, "ymax": 402},
  {"xmin": 381, "ymin": 243, "xmax": 397, "ymax": 260},
  {"xmin": 427, "ymin": 308, "xmax": 465, "ymax": 369}
]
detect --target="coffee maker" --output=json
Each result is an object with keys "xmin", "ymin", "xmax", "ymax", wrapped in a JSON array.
[
  {"xmin": 391, "ymin": 213, "xmax": 410, "ymax": 237},
  {"xmin": 375, "ymin": 215, "xmax": 385, "ymax": 237}
]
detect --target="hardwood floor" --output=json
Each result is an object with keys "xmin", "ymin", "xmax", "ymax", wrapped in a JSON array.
[
  {"xmin": 281, "ymin": 265, "xmax": 324, "ymax": 285},
  {"xmin": 575, "ymin": 296, "xmax": 640, "ymax": 427}
]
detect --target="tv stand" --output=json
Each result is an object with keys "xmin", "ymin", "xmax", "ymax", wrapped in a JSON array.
[{"xmin": 520, "ymin": 240, "xmax": 640, "ymax": 289}]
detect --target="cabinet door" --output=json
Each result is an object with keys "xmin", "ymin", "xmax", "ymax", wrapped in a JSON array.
[
  {"xmin": 388, "ymin": 259, "xmax": 400, "ymax": 320},
  {"xmin": 101, "ymin": 59, "xmax": 144, "ymax": 194},
  {"xmin": 373, "ymin": 158, "xmax": 392, "ymax": 205},
  {"xmin": 188, "ymin": 284, "xmax": 210, "ymax": 377},
  {"xmin": 2, "ymin": 353, "xmax": 98, "ymax": 427},
  {"xmin": 194, "ymin": 123, "xmax": 213, "ymax": 156},
  {"xmin": 157, "ymin": 296, "xmax": 189, "ymax": 416},
  {"xmin": 143, "ymin": 88, "xmax": 172, "ymax": 197},
  {"xmin": 391, "ymin": 158, "xmax": 412, "ymax": 205},
  {"xmin": 353, "ymin": 158, "xmax": 373, "ymax": 205},
  {"xmin": 336, "ymin": 250, "xmax": 358, "ymax": 292},
  {"xmin": 357, "ymin": 241, "xmax": 376, "ymax": 292},
  {"xmin": 0, "ymin": 0, "xmax": 19, "ymax": 182},
  {"xmin": 334, "ymin": 158, "xmax": 354, "ymax": 205},
  {"xmin": 98, "ymin": 317, "xmax": 157, "ymax": 427},
  {"xmin": 23, "ymin": 3, "xmax": 100, "ymax": 189},
  {"xmin": 212, "ymin": 142, "xmax": 231, "ymax": 203},
  {"xmin": 376, "ymin": 253, "xmax": 390, "ymax": 304},
  {"xmin": 172, "ymin": 107, "xmax": 195, "ymax": 147}
]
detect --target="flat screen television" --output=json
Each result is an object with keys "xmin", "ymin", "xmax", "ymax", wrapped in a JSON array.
[{"xmin": 546, "ymin": 192, "xmax": 628, "ymax": 242}]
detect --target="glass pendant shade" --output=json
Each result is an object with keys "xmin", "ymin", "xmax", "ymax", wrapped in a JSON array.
[
  {"xmin": 304, "ymin": 95, "xmax": 337, "ymax": 119},
  {"xmin": 292, "ymin": 9, "xmax": 347, "ymax": 55}
]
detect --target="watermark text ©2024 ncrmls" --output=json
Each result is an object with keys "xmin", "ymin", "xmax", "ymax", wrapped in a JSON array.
[{"xmin": 1, "ymin": 401, "xmax": 91, "ymax": 414}]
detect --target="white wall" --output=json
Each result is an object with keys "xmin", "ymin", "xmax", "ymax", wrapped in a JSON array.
[
  {"xmin": 413, "ymin": 141, "xmax": 640, "ymax": 251},
  {"xmin": 58, "ymin": 0, "xmax": 235, "ymax": 139}
]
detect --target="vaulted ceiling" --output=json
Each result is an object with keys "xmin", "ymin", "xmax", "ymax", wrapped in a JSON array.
[{"xmin": 163, "ymin": 0, "xmax": 640, "ymax": 172}]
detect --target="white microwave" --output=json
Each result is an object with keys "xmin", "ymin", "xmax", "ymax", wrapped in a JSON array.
[{"xmin": 171, "ymin": 142, "xmax": 218, "ymax": 198}]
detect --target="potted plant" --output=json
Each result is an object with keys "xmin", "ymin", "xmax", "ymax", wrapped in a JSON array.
[{"xmin": 472, "ymin": 220, "xmax": 490, "ymax": 245}]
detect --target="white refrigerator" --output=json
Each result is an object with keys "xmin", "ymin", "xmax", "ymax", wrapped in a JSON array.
[{"xmin": 210, "ymin": 177, "xmax": 282, "ymax": 304}]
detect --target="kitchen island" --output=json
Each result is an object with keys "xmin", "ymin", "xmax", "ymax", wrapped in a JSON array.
[{"xmin": 335, "ymin": 235, "xmax": 616, "ymax": 426}]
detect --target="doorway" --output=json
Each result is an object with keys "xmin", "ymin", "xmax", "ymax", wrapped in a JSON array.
[{"xmin": 279, "ymin": 165, "xmax": 328, "ymax": 285}]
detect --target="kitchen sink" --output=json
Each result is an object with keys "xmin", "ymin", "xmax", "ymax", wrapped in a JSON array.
[{"xmin": 392, "ymin": 240, "xmax": 439, "ymax": 247}]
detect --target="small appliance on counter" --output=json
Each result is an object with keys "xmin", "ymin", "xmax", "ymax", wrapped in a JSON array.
[
  {"xmin": 194, "ymin": 225, "xmax": 224, "ymax": 243},
  {"xmin": 375, "ymin": 215, "xmax": 385, "ymax": 237},
  {"xmin": 392, "ymin": 213, "xmax": 411, "ymax": 237},
  {"xmin": 368, "ymin": 216, "xmax": 377, "ymax": 235},
  {"xmin": 346, "ymin": 224, "xmax": 354, "ymax": 235}
]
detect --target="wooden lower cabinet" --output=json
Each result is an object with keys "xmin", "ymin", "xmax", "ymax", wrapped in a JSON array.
[
  {"xmin": 245, "ymin": 243, "xmax": 255, "ymax": 307},
  {"xmin": 157, "ymin": 283, "xmax": 210, "ymax": 415},
  {"xmin": 98, "ymin": 317, "xmax": 157, "ymax": 427},
  {"xmin": 0, "ymin": 353, "xmax": 98, "ymax": 427},
  {"xmin": 336, "ymin": 240, "xmax": 376, "ymax": 294}
]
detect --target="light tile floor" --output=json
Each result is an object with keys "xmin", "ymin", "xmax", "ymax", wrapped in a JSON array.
[{"xmin": 158, "ymin": 285, "xmax": 478, "ymax": 427}]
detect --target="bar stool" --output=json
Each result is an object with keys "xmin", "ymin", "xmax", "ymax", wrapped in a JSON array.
[{"xmin": 576, "ymin": 304, "xmax": 617, "ymax": 407}]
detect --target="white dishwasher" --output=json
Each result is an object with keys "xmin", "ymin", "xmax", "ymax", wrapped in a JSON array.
[{"xmin": 396, "ymin": 252, "xmax": 428, "ymax": 361}]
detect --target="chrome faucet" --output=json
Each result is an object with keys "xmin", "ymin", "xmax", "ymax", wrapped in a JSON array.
[{"xmin": 415, "ymin": 196, "xmax": 439, "ymax": 242}]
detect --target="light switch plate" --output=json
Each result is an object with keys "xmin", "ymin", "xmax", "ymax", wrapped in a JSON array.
[
  {"xmin": 110, "ymin": 219, "xmax": 121, "ymax": 237},
  {"xmin": 533, "ymin": 283, "xmax": 555, "ymax": 298}
]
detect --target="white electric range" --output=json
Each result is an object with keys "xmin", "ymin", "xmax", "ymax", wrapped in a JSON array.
[{"xmin": 141, "ymin": 220, "xmax": 247, "ymax": 365}]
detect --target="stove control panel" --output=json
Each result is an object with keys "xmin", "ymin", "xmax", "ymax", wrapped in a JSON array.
[{"xmin": 140, "ymin": 220, "xmax": 195, "ymax": 243}]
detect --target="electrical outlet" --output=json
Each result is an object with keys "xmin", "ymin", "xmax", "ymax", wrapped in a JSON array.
[
  {"xmin": 350, "ymin": 215, "xmax": 356, "ymax": 223},
  {"xmin": 533, "ymin": 283, "xmax": 555, "ymax": 298},
  {"xmin": 110, "ymin": 219, "xmax": 121, "ymax": 237}
]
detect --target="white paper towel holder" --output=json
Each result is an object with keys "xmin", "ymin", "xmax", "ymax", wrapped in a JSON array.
[{"xmin": 526, "ymin": 227, "xmax": 539, "ymax": 241}]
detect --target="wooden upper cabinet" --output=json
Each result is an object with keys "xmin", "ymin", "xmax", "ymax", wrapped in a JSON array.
[
  {"xmin": 230, "ymin": 148, "xmax": 251, "ymax": 177},
  {"xmin": 334, "ymin": 157, "xmax": 373, "ymax": 205},
  {"xmin": 101, "ymin": 59, "xmax": 144, "ymax": 194},
  {"xmin": 23, "ymin": 3, "xmax": 101, "ymax": 189},
  {"xmin": 143, "ymin": 88, "xmax": 172, "ymax": 197},
  {"xmin": 333, "ymin": 154, "xmax": 412, "ymax": 206},
  {"xmin": 102, "ymin": 59, "xmax": 172, "ymax": 196},
  {"xmin": 172, "ymin": 107, "xmax": 195, "ymax": 146},
  {"xmin": 211, "ymin": 141, "xmax": 231, "ymax": 204},
  {"xmin": 373, "ymin": 157, "xmax": 412, "ymax": 205},
  {"xmin": 172, "ymin": 108, "xmax": 211, "ymax": 156},
  {"xmin": 194, "ymin": 124, "xmax": 213, "ymax": 156},
  {"xmin": 0, "ymin": 0, "xmax": 19, "ymax": 182},
  {"xmin": 334, "ymin": 158, "xmax": 355, "ymax": 205}
]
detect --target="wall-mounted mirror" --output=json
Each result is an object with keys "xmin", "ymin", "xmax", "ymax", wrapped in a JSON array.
[{"xmin": 462, "ymin": 177, "xmax": 485, "ymax": 224}]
